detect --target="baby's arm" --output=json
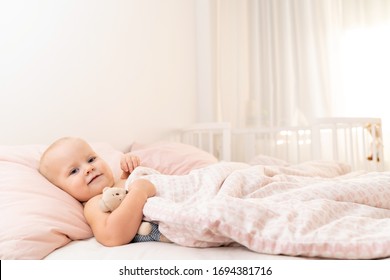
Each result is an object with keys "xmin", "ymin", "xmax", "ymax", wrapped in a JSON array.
[{"xmin": 84, "ymin": 179, "xmax": 156, "ymax": 247}]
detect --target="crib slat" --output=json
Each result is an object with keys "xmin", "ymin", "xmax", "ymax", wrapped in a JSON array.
[{"xmin": 180, "ymin": 118, "xmax": 384, "ymax": 172}]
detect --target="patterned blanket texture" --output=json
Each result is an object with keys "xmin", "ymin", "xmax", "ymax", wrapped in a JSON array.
[{"xmin": 126, "ymin": 160, "xmax": 390, "ymax": 259}]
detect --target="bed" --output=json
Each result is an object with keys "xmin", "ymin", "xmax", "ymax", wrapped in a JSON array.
[{"xmin": 1, "ymin": 117, "xmax": 389, "ymax": 260}]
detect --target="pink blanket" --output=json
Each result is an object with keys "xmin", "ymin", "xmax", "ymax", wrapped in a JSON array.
[{"xmin": 127, "ymin": 161, "xmax": 390, "ymax": 259}]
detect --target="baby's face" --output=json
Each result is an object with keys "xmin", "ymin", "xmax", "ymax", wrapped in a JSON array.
[{"xmin": 44, "ymin": 138, "xmax": 114, "ymax": 202}]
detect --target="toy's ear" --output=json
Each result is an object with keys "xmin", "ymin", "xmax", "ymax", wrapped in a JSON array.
[{"xmin": 102, "ymin": 187, "xmax": 110, "ymax": 193}]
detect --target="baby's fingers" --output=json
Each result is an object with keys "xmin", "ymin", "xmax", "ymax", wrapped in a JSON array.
[
  {"xmin": 121, "ymin": 154, "xmax": 140, "ymax": 174},
  {"xmin": 120, "ymin": 155, "xmax": 129, "ymax": 173},
  {"xmin": 120, "ymin": 171, "xmax": 130, "ymax": 179},
  {"xmin": 131, "ymin": 155, "xmax": 141, "ymax": 169}
]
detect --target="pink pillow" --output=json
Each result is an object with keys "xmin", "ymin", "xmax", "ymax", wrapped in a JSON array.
[
  {"xmin": 0, "ymin": 143, "xmax": 123, "ymax": 259},
  {"xmin": 130, "ymin": 142, "xmax": 218, "ymax": 175}
]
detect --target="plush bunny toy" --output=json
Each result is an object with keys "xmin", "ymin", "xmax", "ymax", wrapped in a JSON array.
[{"xmin": 99, "ymin": 187, "xmax": 171, "ymax": 243}]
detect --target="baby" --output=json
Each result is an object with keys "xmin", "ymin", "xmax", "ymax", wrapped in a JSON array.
[{"xmin": 39, "ymin": 137, "xmax": 162, "ymax": 246}]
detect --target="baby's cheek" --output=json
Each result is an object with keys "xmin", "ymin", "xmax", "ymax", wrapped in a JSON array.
[{"xmin": 107, "ymin": 173, "xmax": 115, "ymax": 186}]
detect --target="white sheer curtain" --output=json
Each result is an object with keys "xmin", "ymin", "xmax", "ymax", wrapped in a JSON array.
[
  {"xmin": 202, "ymin": 0, "xmax": 390, "ymax": 129},
  {"xmin": 196, "ymin": 0, "xmax": 390, "ymax": 165},
  {"xmin": 210, "ymin": 0, "xmax": 339, "ymax": 128}
]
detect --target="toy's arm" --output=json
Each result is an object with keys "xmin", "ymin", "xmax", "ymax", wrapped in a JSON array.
[{"xmin": 84, "ymin": 179, "xmax": 156, "ymax": 247}]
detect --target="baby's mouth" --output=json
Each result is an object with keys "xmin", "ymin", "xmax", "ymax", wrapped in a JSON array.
[{"xmin": 88, "ymin": 174, "xmax": 102, "ymax": 185}]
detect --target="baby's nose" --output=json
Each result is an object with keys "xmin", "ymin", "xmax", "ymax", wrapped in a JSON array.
[{"xmin": 85, "ymin": 164, "xmax": 95, "ymax": 174}]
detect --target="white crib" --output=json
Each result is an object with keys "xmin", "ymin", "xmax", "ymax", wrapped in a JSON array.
[{"xmin": 180, "ymin": 118, "xmax": 384, "ymax": 171}]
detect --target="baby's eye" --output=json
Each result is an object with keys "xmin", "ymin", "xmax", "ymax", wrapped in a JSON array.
[
  {"xmin": 69, "ymin": 168, "xmax": 79, "ymax": 176},
  {"xmin": 88, "ymin": 156, "xmax": 96, "ymax": 163}
]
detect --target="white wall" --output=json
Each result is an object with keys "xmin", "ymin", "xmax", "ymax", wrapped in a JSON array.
[{"xmin": 0, "ymin": 0, "xmax": 197, "ymax": 151}]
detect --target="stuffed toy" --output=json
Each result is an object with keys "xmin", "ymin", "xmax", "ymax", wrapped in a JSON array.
[
  {"xmin": 99, "ymin": 165, "xmax": 164, "ymax": 213},
  {"xmin": 99, "ymin": 186, "xmax": 171, "ymax": 243},
  {"xmin": 365, "ymin": 122, "xmax": 383, "ymax": 162},
  {"xmin": 99, "ymin": 187, "xmax": 128, "ymax": 212}
]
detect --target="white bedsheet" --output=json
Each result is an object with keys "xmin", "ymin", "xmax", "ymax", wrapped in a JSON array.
[{"xmin": 44, "ymin": 238, "xmax": 309, "ymax": 260}]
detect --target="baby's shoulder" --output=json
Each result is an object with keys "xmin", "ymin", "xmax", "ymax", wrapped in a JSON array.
[
  {"xmin": 83, "ymin": 194, "xmax": 103, "ymax": 213},
  {"xmin": 85, "ymin": 194, "xmax": 102, "ymax": 205}
]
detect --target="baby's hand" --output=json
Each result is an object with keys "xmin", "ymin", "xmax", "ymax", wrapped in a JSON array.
[
  {"xmin": 129, "ymin": 179, "xmax": 156, "ymax": 198},
  {"xmin": 120, "ymin": 153, "xmax": 141, "ymax": 179}
]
